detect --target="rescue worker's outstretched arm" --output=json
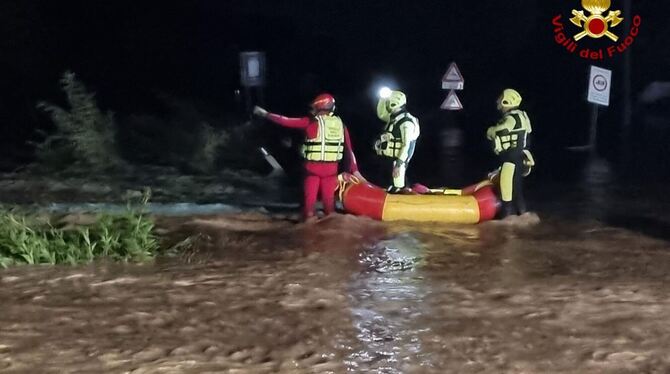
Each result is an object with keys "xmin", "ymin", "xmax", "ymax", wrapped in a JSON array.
[
  {"xmin": 253, "ymin": 105, "xmax": 312, "ymax": 129},
  {"xmin": 266, "ymin": 113, "xmax": 311, "ymax": 129},
  {"xmin": 253, "ymin": 105, "xmax": 268, "ymax": 118}
]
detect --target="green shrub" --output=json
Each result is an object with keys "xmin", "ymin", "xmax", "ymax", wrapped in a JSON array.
[
  {"xmin": 0, "ymin": 196, "xmax": 159, "ymax": 268},
  {"xmin": 117, "ymin": 96, "xmax": 231, "ymax": 173},
  {"xmin": 34, "ymin": 71, "xmax": 123, "ymax": 171},
  {"xmin": 190, "ymin": 122, "xmax": 229, "ymax": 173}
]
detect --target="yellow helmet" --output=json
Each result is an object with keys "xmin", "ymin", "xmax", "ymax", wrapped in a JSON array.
[
  {"xmin": 499, "ymin": 88, "xmax": 522, "ymax": 109},
  {"xmin": 387, "ymin": 90, "xmax": 406, "ymax": 111},
  {"xmin": 377, "ymin": 90, "xmax": 407, "ymax": 121}
]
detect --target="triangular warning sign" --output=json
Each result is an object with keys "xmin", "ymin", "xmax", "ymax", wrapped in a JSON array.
[
  {"xmin": 441, "ymin": 90, "xmax": 463, "ymax": 110},
  {"xmin": 442, "ymin": 62, "xmax": 464, "ymax": 83}
]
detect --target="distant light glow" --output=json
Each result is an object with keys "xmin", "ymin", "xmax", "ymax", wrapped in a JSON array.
[{"xmin": 379, "ymin": 87, "xmax": 392, "ymax": 99}]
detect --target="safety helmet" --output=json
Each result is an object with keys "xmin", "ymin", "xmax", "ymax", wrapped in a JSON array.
[
  {"xmin": 387, "ymin": 91, "xmax": 407, "ymax": 112},
  {"xmin": 311, "ymin": 93, "xmax": 336, "ymax": 113},
  {"xmin": 499, "ymin": 88, "xmax": 522, "ymax": 109}
]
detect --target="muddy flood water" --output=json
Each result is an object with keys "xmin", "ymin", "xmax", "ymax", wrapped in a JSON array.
[{"xmin": 3, "ymin": 162, "xmax": 670, "ymax": 373}]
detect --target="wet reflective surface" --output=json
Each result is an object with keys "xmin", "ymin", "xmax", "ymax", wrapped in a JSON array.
[{"xmin": 3, "ymin": 159, "xmax": 670, "ymax": 373}]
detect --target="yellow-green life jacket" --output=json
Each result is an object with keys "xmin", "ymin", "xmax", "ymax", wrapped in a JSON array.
[
  {"xmin": 378, "ymin": 112, "xmax": 418, "ymax": 159},
  {"xmin": 491, "ymin": 109, "xmax": 532, "ymax": 154},
  {"xmin": 302, "ymin": 114, "xmax": 345, "ymax": 162}
]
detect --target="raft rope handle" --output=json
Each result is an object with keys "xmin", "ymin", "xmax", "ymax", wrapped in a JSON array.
[
  {"xmin": 337, "ymin": 177, "xmax": 347, "ymax": 202},
  {"xmin": 336, "ymin": 173, "xmax": 362, "ymax": 202}
]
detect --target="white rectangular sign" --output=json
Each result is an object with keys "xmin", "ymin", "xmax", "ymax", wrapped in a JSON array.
[
  {"xmin": 240, "ymin": 51, "xmax": 266, "ymax": 87},
  {"xmin": 442, "ymin": 81, "xmax": 464, "ymax": 90},
  {"xmin": 587, "ymin": 65, "xmax": 612, "ymax": 106}
]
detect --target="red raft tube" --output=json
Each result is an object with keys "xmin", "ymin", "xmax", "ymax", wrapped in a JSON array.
[{"xmin": 337, "ymin": 174, "xmax": 500, "ymax": 224}]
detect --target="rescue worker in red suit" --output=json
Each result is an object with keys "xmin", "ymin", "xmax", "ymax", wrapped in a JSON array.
[{"xmin": 253, "ymin": 94, "xmax": 365, "ymax": 221}]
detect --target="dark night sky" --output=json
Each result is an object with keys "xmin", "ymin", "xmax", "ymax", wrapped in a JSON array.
[{"xmin": 1, "ymin": 1, "xmax": 668, "ymax": 177}]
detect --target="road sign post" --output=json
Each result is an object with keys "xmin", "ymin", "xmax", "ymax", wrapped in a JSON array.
[
  {"xmin": 586, "ymin": 65, "xmax": 612, "ymax": 156},
  {"xmin": 441, "ymin": 62, "xmax": 464, "ymax": 111}
]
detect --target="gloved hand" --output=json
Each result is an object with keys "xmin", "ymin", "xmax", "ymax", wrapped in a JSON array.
[
  {"xmin": 253, "ymin": 105, "xmax": 268, "ymax": 118},
  {"xmin": 373, "ymin": 139, "xmax": 382, "ymax": 154}
]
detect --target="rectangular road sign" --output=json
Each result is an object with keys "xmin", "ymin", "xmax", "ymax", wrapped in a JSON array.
[
  {"xmin": 240, "ymin": 51, "xmax": 266, "ymax": 87},
  {"xmin": 442, "ymin": 81, "xmax": 464, "ymax": 90},
  {"xmin": 587, "ymin": 65, "xmax": 612, "ymax": 106}
]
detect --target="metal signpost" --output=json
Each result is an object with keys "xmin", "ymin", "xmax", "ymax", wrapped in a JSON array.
[
  {"xmin": 441, "ymin": 62, "xmax": 464, "ymax": 110},
  {"xmin": 586, "ymin": 65, "xmax": 612, "ymax": 155}
]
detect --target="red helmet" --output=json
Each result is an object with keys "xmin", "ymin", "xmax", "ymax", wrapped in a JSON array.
[{"xmin": 310, "ymin": 93, "xmax": 336, "ymax": 113}]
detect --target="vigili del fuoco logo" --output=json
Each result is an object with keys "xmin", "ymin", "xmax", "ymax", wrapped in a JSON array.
[{"xmin": 552, "ymin": 0, "xmax": 641, "ymax": 60}]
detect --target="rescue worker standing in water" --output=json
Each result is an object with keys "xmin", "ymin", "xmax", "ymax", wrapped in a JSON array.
[
  {"xmin": 253, "ymin": 94, "xmax": 364, "ymax": 221},
  {"xmin": 374, "ymin": 89, "xmax": 420, "ymax": 193},
  {"xmin": 486, "ymin": 88, "xmax": 533, "ymax": 218}
]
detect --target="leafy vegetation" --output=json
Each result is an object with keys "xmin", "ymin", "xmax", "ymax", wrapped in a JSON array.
[
  {"xmin": 0, "ymin": 193, "xmax": 160, "ymax": 268},
  {"xmin": 34, "ymin": 71, "xmax": 123, "ymax": 171}
]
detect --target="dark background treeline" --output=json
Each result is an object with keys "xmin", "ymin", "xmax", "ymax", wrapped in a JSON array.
[{"xmin": 1, "ymin": 1, "xmax": 668, "ymax": 183}]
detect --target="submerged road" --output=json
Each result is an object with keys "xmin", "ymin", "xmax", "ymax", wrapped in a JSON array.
[{"xmin": 1, "ymin": 209, "xmax": 670, "ymax": 373}]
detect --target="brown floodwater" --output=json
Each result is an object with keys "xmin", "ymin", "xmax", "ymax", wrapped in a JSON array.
[{"xmin": 3, "ymin": 161, "xmax": 670, "ymax": 373}]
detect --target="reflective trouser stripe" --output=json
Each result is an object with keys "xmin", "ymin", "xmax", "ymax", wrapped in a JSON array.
[
  {"xmin": 500, "ymin": 162, "xmax": 516, "ymax": 202},
  {"xmin": 391, "ymin": 140, "xmax": 416, "ymax": 188},
  {"xmin": 393, "ymin": 162, "xmax": 407, "ymax": 188}
]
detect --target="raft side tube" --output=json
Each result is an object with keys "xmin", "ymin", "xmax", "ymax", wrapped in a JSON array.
[
  {"xmin": 340, "ymin": 175, "xmax": 500, "ymax": 224},
  {"xmin": 472, "ymin": 185, "xmax": 500, "ymax": 222},
  {"xmin": 341, "ymin": 182, "xmax": 386, "ymax": 220},
  {"xmin": 381, "ymin": 193, "xmax": 481, "ymax": 223}
]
